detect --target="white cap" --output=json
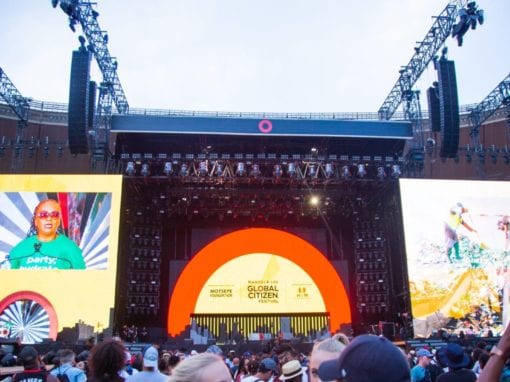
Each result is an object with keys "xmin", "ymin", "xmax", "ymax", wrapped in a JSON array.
[{"xmin": 143, "ymin": 346, "xmax": 159, "ymax": 368}]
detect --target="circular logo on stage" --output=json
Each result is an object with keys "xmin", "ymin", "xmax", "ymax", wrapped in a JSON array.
[{"xmin": 258, "ymin": 119, "xmax": 273, "ymax": 133}]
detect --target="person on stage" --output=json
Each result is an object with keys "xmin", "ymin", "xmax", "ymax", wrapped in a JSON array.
[
  {"xmin": 444, "ymin": 202, "xmax": 477, "ymax": 262},
  {"xmin": 498, "ymin": 215, "xmax": 510, "ymax": 251},
  {"xmin": 9, "ymin": 199, "xmax": 85, "ymax": 269}
]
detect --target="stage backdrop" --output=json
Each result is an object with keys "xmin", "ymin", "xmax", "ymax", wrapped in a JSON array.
[
  {"xmin": 0, "ymin": 175, "xmax": 122, "ymax": 343},
  {"xmin": 400, "ymin": 179, "xmax": 510, "ymax": 337},
  {"xmin": 167, "ymin": 227, "xmax": 351, "ymax": 336}
]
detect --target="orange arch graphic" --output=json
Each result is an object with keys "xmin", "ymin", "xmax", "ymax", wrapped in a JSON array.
[{"xmin": 167, "ymin": 228, "xmax": 351, "ymax": 335}]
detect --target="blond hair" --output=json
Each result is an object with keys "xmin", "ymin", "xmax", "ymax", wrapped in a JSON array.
[{"xmin": 169, "ymin": 353, "xmax": 224, "ymax": 382}]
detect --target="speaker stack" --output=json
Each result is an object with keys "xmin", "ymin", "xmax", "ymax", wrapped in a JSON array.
[
  {"xmin": 68, "ymin": 48, "xmax": 92, "ymax": 155},
  {"xmin": 437, "ymin": 59, "xmax": 460, "ymax": 158}
]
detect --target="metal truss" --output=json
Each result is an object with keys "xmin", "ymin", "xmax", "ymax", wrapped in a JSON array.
[
  {"xmin": 0, "ymin": 67, "xmax": 32, "ymax": 172},
  {"xmin": 53, "ymin": 1, "xmax": 129, "ymax": 169},
  {"xmin": 378, "ymin": 0, "xmax": 468, "ymax": 121},
  {"xmin": 55, "ymin": 1, "xmax": 129, "ymax": 114},
  {"xmin": 0, "ymin": 67, "xmax": 30, "ymax": 125},
  {"xmin": 468, "ymin": 72, "xmax": 510, "ymax": 145},
  {"xmin": 119, "ymin": 153, "xmax": 405, "ymax": 183}
]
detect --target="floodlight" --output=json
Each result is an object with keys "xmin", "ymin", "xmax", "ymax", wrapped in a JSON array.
[
  {"xmin": 126, "ymin": 161, "xmax": 135, "ymax": 176},
  {"xmin": 163, "ymin": 162, "xmax": 173, "ymax": 176}
]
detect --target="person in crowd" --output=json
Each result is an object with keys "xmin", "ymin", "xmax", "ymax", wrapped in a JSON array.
[
  {"xmin": 88, "ymin": 340, "xmax": 127, "ymax": 382},
  {"xmin": 50, "ymin": 349, "xmax": 86, "ymax": 382},
  {"xmin": 478, "ymin": 321, "xmax": 510, "ymax": 382},
  {"xmin": 234, "ymin": 356, "xmax": 251, "ymax": 382},
  {"xmin": 444, "ymin": 202, "xmax": 477, "ymax": 263},
  {"xmin": 279, "ymin": 359, "xmax": 307, "ymax": 382},
  {"xmin": 317, "ymin": 334, "xmax": 411, "ymax": 382},
  {"xmin": 309, "ymin": 333, "xmax": 349, "ymax": 382},
  {"xmin": 411, "ymin": 348, "xmax": 433, "ymax": 382},
  {"xmin": 274, "ymin": 343, "xmax": 308, "ymax": 382},
  {"xmin": 9, "ymin": 199, "xmax": 85, "ymax": 269},
  {"xmin": 169, "ymin": 352, "xmax": 232, "ymax": 382},
  {"xmin": 242, "ymin": 357, "xmax": 277, "ymax": 382},
  {"xmin": 164, "ymin": 355, "xmax": 181, "ymax": 376},
  {"xmin": 126, "ymin": 346, "xmax": 168, "ymax": 382},
  {"xmin": 436, "ymin": 343, "xmax": 476, "ymax": 382},
  {"xmin": 498, "ymin": 215, "xmax": 510, "ymax": 251},
  {"xmin": 11, "ymin": 346, "xmax": 59, "ymax": 382}
]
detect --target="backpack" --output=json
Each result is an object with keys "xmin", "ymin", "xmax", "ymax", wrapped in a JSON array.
[
  {"xmin": 56, "ymin": 374, "xmax": 70, "ymax": 382},
  {"xmin": 56, "ymin": 368, "xmax": 70, "ymax": 382}
]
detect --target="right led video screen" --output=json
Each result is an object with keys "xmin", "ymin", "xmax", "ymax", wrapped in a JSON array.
[{"xmin": 400, "ymin": 179, "xmax": 510, "ymax": 338}]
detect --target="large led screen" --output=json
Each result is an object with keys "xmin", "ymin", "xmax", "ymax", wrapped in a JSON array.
[
  {"xmin": 400, "ymin": 179, "xmax": 510, "ymax": 337},
  {"xmin": 168, "ymin": 228, "xmax": 351, "ymax": 336},
  {"xmin": 0, "ymin": 175, "xmax": 122, "ymax": 343}
]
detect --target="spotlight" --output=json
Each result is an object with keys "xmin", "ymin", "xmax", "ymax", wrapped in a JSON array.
[
  {"xmin": 180, "ymin": 163, "xmax": 188, "ymax": 176},
  {"xmin": 308, "ymin": 163, "xmax": 317, "ymax": 178},
  {"xmin": 357, "ymin": 164, "xmax": 366, "ymax": 178},
  {"xmin": 324, "ymin": 163, "xmax": 334, "ymax": 178},
  {"xmin": 250, "ymin": 164, "xmax": 261, "ymax": 177},
  {"xmin": 287, "ymin": 162, "xmax": 297, "ymax": 178},
  {"xmin": 273, "ymin": 165, "xmax": 282, "ymax": 178},
  {"xmin": 163, "ymin": 162, "xmax": 173, "ymax": 176},
  {"xmin": 391, "ymin": 165, "xmax": 401, "ymax": 179},
  {"xmin": 310, "ymin": 196, "xmax": 319, "ymax": 206},
  {"xmin": 215, "ymin": 162, "xmax": 224, "ymax": 177},
  {"xmin": 141, "ymin": 163, "xmax": 150, "ymax": 177},
  {"xmin": 341, "ymin": 165, "xmax": 351, "ymax": 180},
  {"xmin": 376, "ymin": 167, "xmax": 386, "ymax": 180},
  {"xmin": 125, "ymin": 161, "xmax": 135, "ymax": 175},
  {"xmin": 236, "ymin": 162, "xmax": 246, "ymax": 176},
  {"xmin": 198, "ymin": 161, "xmax": 208, "ymax": 176}
]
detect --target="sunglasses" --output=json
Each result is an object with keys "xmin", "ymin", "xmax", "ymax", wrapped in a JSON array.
[{"xmin": 37, "ymin": 211, "xmax": 60, "ymax": 219}]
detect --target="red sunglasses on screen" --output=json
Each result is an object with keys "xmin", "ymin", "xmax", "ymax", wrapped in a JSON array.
[{"xmin": 37, "ymin": 211, "xmax": 60, "ymax": 219}]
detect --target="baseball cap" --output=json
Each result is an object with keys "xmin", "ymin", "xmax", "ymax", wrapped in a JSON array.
[
  {"xmin": 318, "ymin": 335, "xmax": 410, "ymax": 382},
  {"xmin": 18, "ymin": 346, "xmax": 39, "ymax": 366},
  {"xmin": 416, "ymin": 349, "xmax": 433, "ymax": 358},
  {"xmin": 259, "ymin": 357, "xmax": 277, "ymax": 372},
  {"xmin": 143, "ymin": 346, "xmax": 159, "ymax": 368}
]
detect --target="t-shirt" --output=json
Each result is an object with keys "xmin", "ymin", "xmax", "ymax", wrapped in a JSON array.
[
  {"xmin": 436, "ymin": 369, "xmax": 476, "ymax": 382},
  {"xmin": 126, "ymin": 370, "xmax": 168, "ymax": 382},
  {"xmin": 9, "ymin": 235, "xmax": 85, "ymax": 269},
  {"xmin": 411, "ymin": 365, "xmax": 430, "ymax": 382}
]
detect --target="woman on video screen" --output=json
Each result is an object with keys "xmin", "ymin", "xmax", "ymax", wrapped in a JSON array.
[{"xmin": 9, "ymin": 199, "xmax": 86, "ymax": 270}]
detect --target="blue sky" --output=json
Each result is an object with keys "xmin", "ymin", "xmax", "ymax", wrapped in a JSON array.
[{"xmin": 1, "ymin": 1, "xmax": 508, "ymax": 113}]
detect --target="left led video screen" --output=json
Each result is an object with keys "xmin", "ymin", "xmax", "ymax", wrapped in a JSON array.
[{"xmin": 0, "ymin": 175, "xmax": 122, "ymax": 343}]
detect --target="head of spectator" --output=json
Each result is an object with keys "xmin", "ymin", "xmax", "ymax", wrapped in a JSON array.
[
  {"xmin": 169, "ymin": 353, "xmax": 232, "ymax": 382},
  {"xmin": 318, "ymin": 334, "xmax": 410, "ymax": 382},
  {"xmin": 310, "ymin": 333, "xmax": 349, "ymax": 382},
  {"xmin": 443, "ymin": 343, "xmax": 471, "ymax": 370},
  {"xmin": 275, "ymin": 343, "xmax": 301, "ymax": 372},
  {"xmin": 88, "ymin": 340, "xmax": 126, "ymax": 382},
  {"xmin": 166, "ymin": 355, "xmax": 181, "ymax": 375},
  {"xmin": 252, "ymin": 357, "xmax": 277, "ymax": 381},
  {"xmin": 142, "ymin": 346, "xmax": 159, "ymax": 371},
  {"xmin": 17, "ymin": 346, "xmax": 41, "ymax": 370},
  {"xmin": 416, "ymin": 348, "xmax": 433, "ymax": 367},
  {"xmin": 279, "ymin": 359, "xmax": 307, "ymax": 381},
  {"xmin": 478, "ymin": 351, "xmax": 490, "ymax": 370},
  {"xmin": 57, "ymin": 349, "xmax": 76, "ymax": 366}
]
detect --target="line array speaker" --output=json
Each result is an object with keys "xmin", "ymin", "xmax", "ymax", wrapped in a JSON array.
[
  {"xmin": 68, "ymin": 48, "xmax": 92, "ymax": 155},
  {"xmin": 437, "ymin": 59, "xmax": 460, "ymax": 158},
  {"xmin": 427, "ymin": 85, "xmax": 440, "ymax": 133}
]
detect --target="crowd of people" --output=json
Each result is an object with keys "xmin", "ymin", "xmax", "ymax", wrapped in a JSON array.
[{"xmin": 3, "ymin": 327, "xmax": 510, "ymax": 382}]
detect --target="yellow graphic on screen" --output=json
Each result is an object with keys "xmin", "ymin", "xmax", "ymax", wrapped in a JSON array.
[{"xmin": 194, "ymin": 253, "xmax": 325, "ymax": 314}]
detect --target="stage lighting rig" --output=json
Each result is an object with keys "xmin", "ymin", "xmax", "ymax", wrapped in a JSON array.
[
  {"xmin": 452, "ymin": 1, "xmax": 484, "ymax": 46},
  {"xmin": 378, "ymin": 1, "xmax": 482, "ymax": 121}
]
